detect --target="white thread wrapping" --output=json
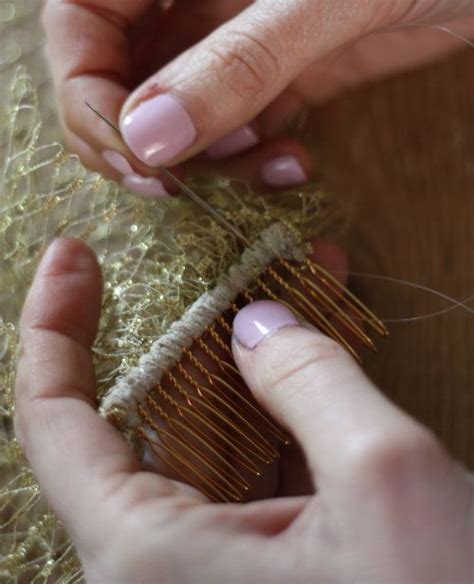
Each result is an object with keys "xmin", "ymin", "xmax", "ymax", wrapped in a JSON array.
[{"xmin": 100, "ymin": 223, "xmax": 304, "ymax": 429}]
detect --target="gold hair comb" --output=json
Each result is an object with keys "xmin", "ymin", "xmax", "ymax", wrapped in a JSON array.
[
  {"xmin": 88, "ymin": 104, "xmax": 387, "ymax": 502},
  {"xmin": 100, "ymin": 223, "xmax": 387, "ymax": 503}
]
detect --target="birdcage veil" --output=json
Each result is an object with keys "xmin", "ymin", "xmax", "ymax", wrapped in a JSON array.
[{"xmin": 0, "ymin": 2, "xmax": 348, "ymax": 580}]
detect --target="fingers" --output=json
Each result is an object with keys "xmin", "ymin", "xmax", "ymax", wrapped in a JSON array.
[
  {"xmin": 14, "ymin": 239, "xmax": 167, "ymax": 547},
  {"xmin": 209, "ymin": 136, "xmax": 311, "ymax": 190},
  {"xmin": 119, "ymin": 0, "xmax": 389, "ymax": 167},
  {"xmin": 46, "ymin": 0, "xmax": 473, "ymax": 181},
  {"xmin": 232, "ymin": 301, "xmax": 447, "ymax": 496},
  {"xmin": 43, "ymin": 1, "xmax": 134, "ymax": 151},
  {"xmin": 309, "ymin": 240, "xmax": 348, "ymax": 286},
  {"xmin": 42, "ymin": 0, "xmax": 176, "ymax": 193}
]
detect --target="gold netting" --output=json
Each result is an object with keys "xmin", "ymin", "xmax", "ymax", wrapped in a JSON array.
[{"xmin": 0, "ymin": 2, "xmax": 345, "ymax": 581}]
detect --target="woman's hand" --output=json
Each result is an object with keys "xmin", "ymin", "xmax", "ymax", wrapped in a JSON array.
[
  {"xmin": 15, "ymin": 239, "xmax": 473, "ymax": 583},
  {"xmin": 43, "ymin": 1, "xmax": 474, "ymax": 195}
]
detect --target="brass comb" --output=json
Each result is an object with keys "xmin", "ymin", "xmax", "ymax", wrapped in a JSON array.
[
  {"xmin": 88, "ymin": 105, "xmax": 387, "ymax": 502},
  {"xmin": 101, "ymin": 226, "xmax": 387, "ymax": 503}
]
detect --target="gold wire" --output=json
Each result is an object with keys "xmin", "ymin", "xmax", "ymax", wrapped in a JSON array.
[
  {"xmin": 153, "ymin": 382, "xmax": 234, "ymax": 464},
  {"xmin": 217, "ymin": 314, "xmax": 232, "ymax": 335},
  {"xmin": 264, "ymin": 265, "xmax": 362, "ymax": 363},
  {"xmin": 205, "ymin": 324, "xmax": 233, "ymax": 358},
  {"xmin": 178, "ymin": 339, "xmax": 289, "ymax": 450},
  {"xmin": 139, "ymin": 402, "xmax": 244, "ymax": 502},
  {"xmin": 277, "ymin": 259, "xmax": 376, "ymax": 351},
  {"xmin": 201, "ymin": 371, "xmax": 280, "ymax": 457},
  {"xmin": 154, "ymin": 378, "xmax": 262, "ymax": 476},
  {"xmin": 166, "ymin": 369, "xmax": 256, "ymax": 464},
  {"xmin": 135, "ymin": 254, "xmax": 387, "ymax": 502},
  {"xmin": 241, "ymin": 290, "xmax": 255, "ymax": 304},
  {"xmin": 169, "ymin": 367, "xmax": 276, "ymax": 462},
  {"xmin": 168, "ymin": 362, "xmax": 272, "ymax": 465},
  {"xmin": 145, "ymin": 391, "xmax": 250, "ymax": 493},
  {"xmin": 136, "ymin": 407, "xmax": 233, "ymax": 502},
  {"xmin": 194, "ymin": 337, "xmax": 289, "ymax": 443},
  {"xmin": 195, "ymin": 334, "xmax": 242, "ymax": 380},
  {"xmin": 160, "ymin": 431, "xmax": 243, "ymax": 502},
  {"xmin": 255, "ymin": 277, "xmax": 308, "ymax": 323},
  {"xmin": 304, "ymin": 258, "xmax": 389, "ymax": 336},
  {"xmin": 136, "ymin": 427, "xmax": 219, "ymax": 502},
  {"xmin": 141, "ymin": 398, "xmax": 242, "ymax": 500}
]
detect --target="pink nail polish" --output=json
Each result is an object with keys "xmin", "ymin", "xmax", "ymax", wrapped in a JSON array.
[
  {"xmin": 121, "ymin": 94, "xmax": 197, "ymax": 166},
  {"xmin": 207, "ymin": 126, "xmax": 259, "ymax": 159},
  {"xmin": 261, "ymin": 155, "xmax": 307, "ymax": 188},
  {"xmin": 233, "ymin": 301, "xmax": 299, "ymax": 349},
  {"xmin": 123, "ymin": 174, "xmax": 170, "ymax": 198},
  {"xmin": 103, "ymin": 150, "xmax": 133, "ymax": 175}
]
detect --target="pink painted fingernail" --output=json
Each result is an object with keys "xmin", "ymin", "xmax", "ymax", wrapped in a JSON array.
[
  {"xmin": 207, "ymin": 126, "xmax": 259, "ymax": 159},
  {"xmin": 103, "ymin": 150, "xmax": 133, "ymax": 175},
  {"xmin": 261, "ymin": 155, "xmax": 307, "ymax": 188},
  {"xmin": 233, "ymin": 300, "xmax": 299, "ymax": 350},
  {"xmin": 121, "ymin": 94, "xmax": 197, "ymax": 166},
  {"xmin": 123, "ymin": 174, "xmax": 170, "ymax": 198}
]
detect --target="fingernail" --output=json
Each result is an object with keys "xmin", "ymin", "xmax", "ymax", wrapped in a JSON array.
[
  {"xmin": 123, "ymin": 174, "xmax": 171, "ymax": 198},
  {"xmin": 233, "ymin": 300, "xmax": 299, "ymax": 350},
  {"xmin": 207, "ymin": 126, "xmax": 259, "ymax": 159},
  {"xmin": 121, "ymin": 94, "xmax": 197, "ymax": 166},
  {"xmin": 102, "ymin": 150, "xmax": 133, "ymax": 175},
  {"xmin": 261, "ymin": 155, "xmax": 307, "ymax": 188},
  {"xmin": 42, "ymin": 238, "xmax": 96, "ymax": 273}
]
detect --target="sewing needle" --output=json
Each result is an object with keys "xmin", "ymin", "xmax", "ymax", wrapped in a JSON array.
[{"xmin": 85, "ymin": 102, "xmax": 250, "ymax": 246}]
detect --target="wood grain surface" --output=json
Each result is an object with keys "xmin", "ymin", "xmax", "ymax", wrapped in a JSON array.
[{"xmin": 308, "ymin": 49, "xmax": 474, "ymax": 468}]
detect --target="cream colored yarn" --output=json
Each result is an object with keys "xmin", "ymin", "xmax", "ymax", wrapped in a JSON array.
[{"xmin": 100, "ymin": 223, "xmax": 305, "ymax": 429}]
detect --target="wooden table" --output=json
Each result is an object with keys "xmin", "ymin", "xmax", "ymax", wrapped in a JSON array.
[{"xmin": 309, "ymin": 49, "xmax": 474, "ymax": 468}]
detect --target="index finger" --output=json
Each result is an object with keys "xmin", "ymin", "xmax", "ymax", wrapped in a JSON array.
[{"xmin": 42, "ymin": 0, "xmax": 154, "ymax": 174}]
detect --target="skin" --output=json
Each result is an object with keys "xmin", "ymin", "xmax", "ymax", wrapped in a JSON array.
[
  {"xmin": 42, "ymin": 0, "xmax": 474, "ymax": 181},
  {"xmin": 31, "ymin": 3, "xmax": 474, "ymax": 581},
  {"xmin": 15, "ymin": 239, "xmax": 473, "ymax": 583}
]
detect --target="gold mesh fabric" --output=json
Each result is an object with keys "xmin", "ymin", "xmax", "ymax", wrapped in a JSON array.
[{"xmin": 0, "ymin": 2, "xmax": 342, "ymax": 581}]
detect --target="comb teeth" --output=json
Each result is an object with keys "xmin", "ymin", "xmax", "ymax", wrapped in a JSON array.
[{"xmin": 135, "ymin": 256, "xmax": 387, "ymax": 502}]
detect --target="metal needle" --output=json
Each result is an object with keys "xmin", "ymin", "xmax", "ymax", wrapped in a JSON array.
[{"xmin": 85, "ymin": 102, "xmax": 250, "ymax": 246}]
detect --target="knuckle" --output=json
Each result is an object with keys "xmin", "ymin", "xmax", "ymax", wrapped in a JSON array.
[
  {"xmin": 208, "ymin": 29, "xmax": 280, "ymax": 99},
  {"xmin": 260, "ymin": 333, "xmax": 345, "ymax": 395},
  {"xmin": 344, "ymin": 425, "xmax": 445, "ymax": 491}
]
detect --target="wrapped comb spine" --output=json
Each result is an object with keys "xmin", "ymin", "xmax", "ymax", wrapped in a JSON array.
[
  {"xmin": 100, "ymin": 223, "xmax": 304, "ymax": 428},
  {"xmin": 100, "ymin": 223, "xmax": 386, "ymax": 502}
]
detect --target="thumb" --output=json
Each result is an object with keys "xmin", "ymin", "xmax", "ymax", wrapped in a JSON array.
[
  {"xmin": 232, "ymin": 301, "xmax": 442, "ymax": 492},
  {"xmin": 119, "ymin": 0, "xmax": 390, "ymax": 167}
]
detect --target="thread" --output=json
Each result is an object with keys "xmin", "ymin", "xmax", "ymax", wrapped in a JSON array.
[
  {"xmin": 340, "ymin": 270, "xmax": 474, "ymax": 324},
  {"xmin": 403, "ymin": 23, "xmax": 474, "ymax": 49}
]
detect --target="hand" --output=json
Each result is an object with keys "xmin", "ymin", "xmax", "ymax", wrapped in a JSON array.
[
  {"xmin": 43, "ymin": 0, "xmax": 474, "ymax": 194},
  {"xmin": 15, "ymin": 238, "xmax": 473, "ymax": 583}
]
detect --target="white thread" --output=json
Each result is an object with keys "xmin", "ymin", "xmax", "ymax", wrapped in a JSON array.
[{"xmin": 100, "ymin": 223, "xmax": 303, "ymax": 429}]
